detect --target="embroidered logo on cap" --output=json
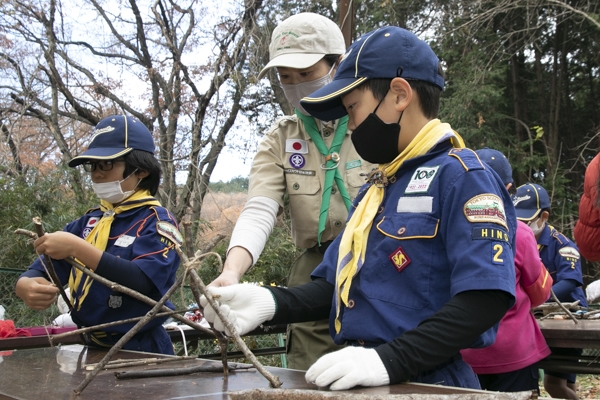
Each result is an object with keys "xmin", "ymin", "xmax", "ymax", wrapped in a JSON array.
[
  {"xmin": 286, "ymin": 139, "xmax": 308, "ymax": 154},
  {"xmin": 389, "ymin": 246, "xmax": 411, "ymax": 273}
]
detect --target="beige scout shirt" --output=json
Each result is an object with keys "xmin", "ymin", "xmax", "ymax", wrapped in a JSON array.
[{"xmin": 248, "ymin": 114, "xmax": 374, "ymax": 249}]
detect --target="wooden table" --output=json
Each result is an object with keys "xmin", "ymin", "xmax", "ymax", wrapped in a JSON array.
[
  {"xmin": 537, "ymin": 319, "xmax": 600, "ymax": 374},
  {"xmin": 0, "ymin": 345, "xmax": 532, "ymax": 399},
  {"xmin": 538, "ymin": 319, "xmax": 600, "ymax": 349}
]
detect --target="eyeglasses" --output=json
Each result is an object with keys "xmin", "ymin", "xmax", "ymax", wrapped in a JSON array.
[{"xmin": 82, "ymin": 159, "xmax": 125, "ymax": 172}]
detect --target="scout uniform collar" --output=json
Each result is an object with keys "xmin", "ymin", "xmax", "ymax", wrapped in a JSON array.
[{"xmin": 295, "ymin": 110, "xmax": 352, "ymax": 245}]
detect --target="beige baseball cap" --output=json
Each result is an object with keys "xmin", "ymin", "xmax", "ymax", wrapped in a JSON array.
[{"xmin": 257, "ymin": 13, "xmax": 345, "ymax": 80}]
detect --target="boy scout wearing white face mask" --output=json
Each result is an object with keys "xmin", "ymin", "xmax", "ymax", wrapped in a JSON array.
[{"xmin": 207, "ymin": 13, "xmax": 373, "ymax": 370}]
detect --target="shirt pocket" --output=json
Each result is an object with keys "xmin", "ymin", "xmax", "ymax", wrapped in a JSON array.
[
  {"xmin": 286, "ymin": 174, "xmax": 321, "ymax": 196},
  {"xmin": 345, "ymin": 162, "xmax": 373, "ymax": 193},
  {"xmin": 361, "ymin": 214, "xmax": 440, "ymax": 310}
]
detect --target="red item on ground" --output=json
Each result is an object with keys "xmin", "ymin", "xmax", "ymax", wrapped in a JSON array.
[{"xmin": 0, "ymin": 320, "xmax": 33, "ymax": 338}]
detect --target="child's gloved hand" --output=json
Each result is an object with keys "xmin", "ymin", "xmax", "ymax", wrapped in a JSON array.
[
  {"xmin": 199, "ymin": 284, "xmax": 276, "ymax": 335},
  {"xmin": 586, "ymin": 279, "xmax": 600, "ymax": 303},
  {"xmin": 305, "ymin": 346, "xmax": 390, "ymax": 390}
]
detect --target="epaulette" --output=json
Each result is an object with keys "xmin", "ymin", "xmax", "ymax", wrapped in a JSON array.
[
  {"xmin": 448, "ymin": 148, "xmax": 486, "ymax": 172},
  {"xmin": 548, "ymin": 225, "xmax": 568, "ymax": 246}
]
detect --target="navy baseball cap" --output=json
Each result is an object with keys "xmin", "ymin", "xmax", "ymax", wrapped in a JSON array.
[
  {"xmin": 300, "ymin": 26, "xmax": 444, "ymax": 121},
  {"xmin": 68, "ymin": 115, "xmax": 155, "ymax": 167},
  {"xmin": 475, "ymin": 148, "xmax": 513, "ymax": 186},
  {"xmin": 512, "ymin": 183, "xmax": 551, "ymax": 221}
]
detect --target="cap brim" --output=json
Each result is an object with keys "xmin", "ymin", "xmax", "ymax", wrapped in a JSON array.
[
  {"xmin": 68, "ymin": 148, "xmax": 133, "ymax": 167},
  {"xmin": 515, "ymin": 208, "xmax": 541, "ymax": 221},
  {"xmin": 300, "ymin": 77, "xmax": 367, "ymax": 121},
  {"xmin": 257, "ymin": 53, "xmax": 325, "ymax": 80}
]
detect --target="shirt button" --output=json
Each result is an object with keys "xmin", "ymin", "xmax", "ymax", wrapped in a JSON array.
[
  {"xmin": 377, "ymin": 206, "xmax": 384, "ymax": 214},
  {"xmin": 397, "ymin": 227, "xmax": 406, "ymax": 235},
  {"xmin": 334, "ymin": 221, "xmax": 342, "ymax": 227},
  {"xmin": 347, "ymin": 299, "xmax": 355, "ymax": 309},
  {"xmin": 293, "ymin": 183, "xmax": 300, "ymax": 190},
  {"xmin": 323, "ymin": 128, "xmax": 332, "ymax": 137},
  {"xmin": 331, "ymin": 187, "xmax": 337, "ymax": 194}
]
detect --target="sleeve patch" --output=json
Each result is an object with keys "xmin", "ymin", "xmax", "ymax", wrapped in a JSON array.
[
  {"xmin": 472, "ymin": 227, "xmax": 509, "ymax": 243},
  {"xmin": 463, "ymin": 194, "xmax": 507, "ymax": 229},
  {"xmin": 156, "ymin": 221, "xmax": 183, "ymax": 247},
  {"xmin": 559, "ymin": 246, "xmax": 580, "ymax": 260}
]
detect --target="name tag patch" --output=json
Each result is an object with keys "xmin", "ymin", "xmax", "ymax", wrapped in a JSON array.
[
  {"xmin": 396, "ymin": 196, "xmax": 433, "ymax": 213},
  {"xmin": 472, "ymin": 227, "xmax": 509, "ymax": 243},
  {"xmin": 405, "ymin": 166, "xmax": 440, "ymax": 194},
  {"xmin": 114, "ymin": 235, "xmax": 136, "ymax": 247},
  {"xmin": 463, "ymin": 194, "xmax": 507, "ymax": 229},
  {"xmin": 284, "ymin": 168, "xmax": 316, "ymax": 176},
  {"xmin": 346, "ymin": 159, "xmax": 362, "ymax": 170}
]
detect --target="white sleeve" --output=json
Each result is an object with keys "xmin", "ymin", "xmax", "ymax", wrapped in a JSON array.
[{"xmin": 227, "ymin": 196, "xmax": 279, "ymax": 266}]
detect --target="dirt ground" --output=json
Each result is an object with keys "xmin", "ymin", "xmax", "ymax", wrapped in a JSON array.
[{"xmin": 539, "ymin": 374, "xmax": 600, "ymax": 399}]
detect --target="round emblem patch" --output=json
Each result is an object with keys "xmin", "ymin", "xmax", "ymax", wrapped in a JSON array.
[{"xmin": 289, "ymin": 153, "xmax": 306, "ymax": 169}]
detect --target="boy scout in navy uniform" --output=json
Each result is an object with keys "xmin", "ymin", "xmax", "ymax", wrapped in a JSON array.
[
  {"xmin": 513, "ymin": 183, "xmax": 587, "ymax": 400},
  {"xmin": 16, "ymin": 115, "xmax": 181, "ymax": 355},
  {"xmin": 200, "ymin": 26, "xmax": 516, "ymax": 390}
]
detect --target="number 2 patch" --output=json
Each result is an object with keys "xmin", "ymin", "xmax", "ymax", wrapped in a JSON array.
[{"xmin": 491, "ymin": 243, "xmax": 505, "ymax": 265}]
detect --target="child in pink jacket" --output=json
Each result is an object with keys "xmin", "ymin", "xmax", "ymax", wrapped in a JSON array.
[{"xmin": 461, "ymin": 148, "xmax": 552, "ymax": 393}]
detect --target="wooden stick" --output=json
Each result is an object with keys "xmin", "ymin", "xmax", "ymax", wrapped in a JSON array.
[
  {"xmin": 549, "ymin": 289, "xmax": 578, "ymax": 324},
  {"xmin": 85, "ymin": 355, "xmax": 198, "ymax": 370},
  {"xmin": 62, "ymin": 256, "xmax": 214, "ymax": 335},
  {"xmin": 176, "ymin": 248, "xmax": 281, "ymax": 388},
  {"xmin": 49, "ymin": 309, "xmax": 186, "ymax": 341},
  {"xmin": 22, "ymin": 219, "xmax": 72, "ymax": 312},
  {"xmin": 114, "ymin": 362, "xmax": 253, "ymax": 380},
  {"xmin": 74, "ymin": 273, "xmax": 186, "ymax": 394}
]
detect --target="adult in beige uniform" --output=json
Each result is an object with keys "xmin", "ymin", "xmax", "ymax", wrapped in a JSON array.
[{"xmin": 209, "ymin": 13, "xmax": 373, "ymax": 370}]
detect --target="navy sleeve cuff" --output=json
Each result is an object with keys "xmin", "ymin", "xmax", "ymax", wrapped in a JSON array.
[{"xmin": 267, "ymin": 278, "xmax": 333, "ymax": 325}]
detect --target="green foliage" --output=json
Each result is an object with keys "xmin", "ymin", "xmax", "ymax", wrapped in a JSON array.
[
  {"xmin": 0, "ymin": 167, "xmax": 95, "ymax": 326},
  {"xmin": 0, "ymin": 168, "xmax": 95, "ymax": 270},
  {"xmin": 196, "ymin": 222, "xmax": 301, "ymax": 288},
  {"xmin": 208, "ymin": 176, "xmax": 249, "ymax": 193}
]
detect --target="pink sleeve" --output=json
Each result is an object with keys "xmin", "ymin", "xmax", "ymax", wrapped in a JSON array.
[{"xmin": 515, "ymin": 221, "xmax": 552, "ymax": 307}]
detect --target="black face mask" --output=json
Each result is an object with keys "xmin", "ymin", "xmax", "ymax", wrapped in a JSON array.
[{"xmin": 350, "ymin": 97, "xmax": 402, "ymax": 164}]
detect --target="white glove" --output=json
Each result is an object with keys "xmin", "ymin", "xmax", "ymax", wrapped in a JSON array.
[
  {"xmin": 199, "ymin": 284, "xmax": 276, "ymax": 336},
  {"xmin": 305, "ymin": 347, "xmax": 390, "ymax": 390},
  {"xmin": 586, "ymin": 279, "xmax": 600, "ymax": 303}
]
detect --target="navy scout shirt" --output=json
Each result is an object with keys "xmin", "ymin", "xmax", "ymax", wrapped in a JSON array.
[{"xmin": 313, "ymin": 141, "xmax": 517, "ymax": 347}]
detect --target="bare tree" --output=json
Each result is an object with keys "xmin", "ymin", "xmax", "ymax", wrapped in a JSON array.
[{"xmin": 0, "ymin": 0, "xmax": 264, "ymax": 228}]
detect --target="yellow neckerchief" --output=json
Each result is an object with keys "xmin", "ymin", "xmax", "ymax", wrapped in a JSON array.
[
  {"xmin": 68, "ymin": 189, "xmax": 161, "ymax": 311},
  {"xmin": 334, "ymin": 119, "xmax": 465, "ymax": 333}
]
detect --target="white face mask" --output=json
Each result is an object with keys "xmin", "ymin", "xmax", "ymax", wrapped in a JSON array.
[
  {"xmin": 92, "ymin": 170, "xmax": 139, "ymax": 204},
  {"xmin": 281, "ymin": 64, "xmax": 335, "ymax": 116},
  {"xmin": 528, "ymin": 216, "xmax": 546, "ymax": 236}
]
